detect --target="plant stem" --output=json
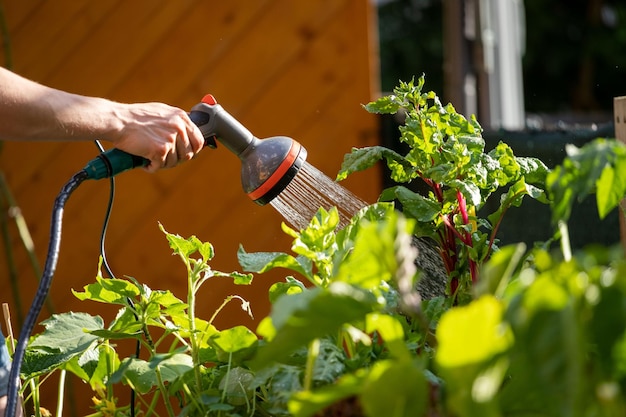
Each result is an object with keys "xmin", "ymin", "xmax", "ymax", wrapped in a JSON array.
[
  {"xmin": 304, "ymin": 338, "xmax": 320, "ymax": 391},
  {"xmin": 456, "ymin": 190, "xmax": 478, "ymax": 284},
  {"xmin": 558, "ymin": 220, "xmax": 572, "ymax": 262},
  {"xmin": 55, "ymin": 370, "xmax": 66, "ymax": 417},
  {"xmin": 220, "ymin": 352, "xmax": 234, "ymax": 407},
  {"xmin": 155, "ymin": 365, "xmax": 176, "ymax": 417},
  {"xmin": 187, "ymin": 262, "xmax": 202, "ymax": 389}
]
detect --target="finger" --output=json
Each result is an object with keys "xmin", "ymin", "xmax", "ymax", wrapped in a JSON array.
[
  {"xmin": 190, "ymin": 125, "xmax": 204, "ymax": 153},
  {"xmin": 166, "ymin": 146, "xmax": 180, "ymax": 168},
  {"xmin": 175, "ymin": 132, "xmax": 194, "ymax": 163},
  {"xmin": 183, "ymin": 115, "xmax": 204, "ymax": 153}
]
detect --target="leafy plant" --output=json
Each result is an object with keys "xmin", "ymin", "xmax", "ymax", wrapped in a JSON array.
[
  {"xmin": 337, "ymin": 76, "xmax": 548, "ymax": 298},
  {"xmin": 13, "ymin": 77, "xmax": 626, "ymax": 417}
]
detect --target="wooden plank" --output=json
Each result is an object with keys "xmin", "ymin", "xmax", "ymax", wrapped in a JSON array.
[
  {"xmin": 172, "ymin": 0, "xmax": 351, "ymax": 114},
  {"xmin": 0, "ymin": 141, "xmax": 66, "ymax": 193},
  {"xmin": 11, "ymin": 1, "xmax": 85, "ymax": 72},
  {"xmin": 12, "ymin": 0, "xmax": 123, "ymax": 81},
  {"xmin": 107, "ymin": 0, "xmax": 272, "ymax": 104},
  {"xmin": 42, "ymin": 0, "xmax": 195, "ymax": 95},
  {"xmin": 614, "ymin": 96, "xmax": 626, "ymax": 251},
  {"xmin": 1, "ymin": 0, "xmax": 39, "ymax": 32}
]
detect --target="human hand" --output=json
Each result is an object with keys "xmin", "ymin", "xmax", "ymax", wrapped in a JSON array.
[{"xmin": 109, "ymin": 102, "xmax": 205, "ymax": 173}]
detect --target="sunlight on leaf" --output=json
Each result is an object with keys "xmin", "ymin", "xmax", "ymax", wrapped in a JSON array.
[{"xmin": 436, "ymin": 295, "xmax": 512, "ymax": 368}]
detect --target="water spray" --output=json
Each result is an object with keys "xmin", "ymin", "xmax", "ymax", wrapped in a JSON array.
[{"xmin": 5, "ymin": 95, "xmax": 310, "ymax": 417}]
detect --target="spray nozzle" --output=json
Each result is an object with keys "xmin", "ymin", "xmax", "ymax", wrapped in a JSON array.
[
  {"xmin": 189, "ymin": 95, "xmax": 307, "ymax": 205},
  {"xmin": 84, "ymin": 95, "xmax": 307, "ymax": 206}
]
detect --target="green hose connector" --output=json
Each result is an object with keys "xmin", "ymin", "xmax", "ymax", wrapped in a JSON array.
[{"xmin": 83, "ymin": 148, "xmax": 148, "ymax": 180}]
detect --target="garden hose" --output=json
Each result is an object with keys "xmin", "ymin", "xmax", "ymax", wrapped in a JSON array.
[{"xmin": 5, "ymin": 170, "xmax": 88, "ymax": 417}]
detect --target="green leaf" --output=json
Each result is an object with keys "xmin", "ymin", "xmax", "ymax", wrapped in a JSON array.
[
  {"xmin": 363, "ymin": 95, "xmax": 402, "ymax": 114},
  {"xmin": 335, "ymin": 210, "xmax": 413, "ymax": 292},
  {"xmin": 72, "ymin": 276, "xmax": 140, "ymax": 305},
  {"xmin": 268, "ymin": 277, "xmax": 306, "ymax": 304},
  {"xmin": 289, "ymin": 371, "xmax": 365, "ymax": 417},
  {"xmin": 547, "ymin": 138, "xmax": 626, "ymax": 223},
  {"xmin": 210, "ymin": 325, "xmax": 258, "ymax": 354},
  {"xmin": 336, "ymin": 146, "xmax": 414, "ymax": 182},
  {"xmin": 517, "ymin": 156, "xmax": 549, "ymax": 185},
  {"xmin": 219, "ymin": 367, "xmax": 255, "ymax": 406},
  {"xmin": 487, "ymin": 179, "xmax": 544, "ymax": 230},
  {"xmin": 64, "ymin": 344, "xmax": 120, "ymax": 391},
  {"xmin": 252, "ymin": 282, "xmax": 378, "ymax": 368},
  {"xmin": 360, "ymin": 360, "xmax": 427, "ymax": 417},
  {"xmin": 159, "ymin": 222, "xmax": 214, "ymax": 261},
  {"xmin": 110, "ymin": 352, "xmax": 193, "ymax": 394},
  {"xmin": 380, "ymin": 186, "xmax": 440, "ymax": 223},
  {"xmin": 475, "ymin": 243, "xmax": 527, "ymax": 298},
  {"xmin": 365, "ymin": 314, "xmax": 410, "ymax": 361},
  {"xmin": 436, "ymin": 295, "xmax": 512, "ymax": 368},
  {"xmin": 596, "ymin": 161, "xmax": 626, "ymax": 219},
  {"xmin": 22, "ymin": 312, "xmax": 103, "ymax": 377},
  {"xmin": 237, "ymin": 245, "xmax": 311, "ymax": 277}
]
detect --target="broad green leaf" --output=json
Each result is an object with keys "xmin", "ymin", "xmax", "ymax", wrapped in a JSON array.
[
  {"xmin": 360, "ymin": 360, "xmax": 427, "ymax": 417},
  {"xmin": 64, "ymin": 344, "xmax": 120, "ymax": 391},
  {"xmin": 210, "ymin": 325, "xmax": 258, "ymax": 353},
  {"xmin": 289, "ymin": 371, "xmax": 365, "ymax": 417},
  {"xmin": 505, "ymin": 298, "xmax": 585, "ymax": 416},
  {"xmin": 159, "ymin": 223, "xmax": 214, "ymax": 261},
  {"xmin": 335, "ymin": 212, "xmax": 404, "ymax": 291},
  {"xmin": 517, "ymin": 156, "xmax": 549, "ymax": 185},
  {"xmin": 590, "ymin": 285, "xmax": 626, "ymax": 378},
  {"xmin": 380, "ymin": 186, "xmax": 440, "ymax": 223},
  {"xmin": 238, "ymin": 246, "xmax": 311, "ymax": 277},
  {"xmin": 596, "ymin": 162, "xmax": 626, "ymax": 219},
  {"xmin": 547, "ymin": 138, "xmax": 626, "ymax": 224},
  {"xmin": 476, "ymin": 243, "xmax": 527, "ymax": 298},
  {"xmin": 22, "ymin": 312, "xmax": 103, "ymax": 377},
  {"xmin": 365, "ymin": 313, "xmax": 410, "ymax": 361},
  {"xmin": 73, "ymin": 276, "xmax": 140, "ymax": 305},
  {"xmin": 363, "ymin": 95, "xmax": 402, "ymax": 114},
  {"xmin": 436, "ymin": 295, "xmax": 512, "ymax": 368},
  {"xmin": 219, "ymin": 367, "xmax": 255, "ymax": 406},
  {"xmin": 268, "ymin": 277, "xmax": 306, "ymax": 304},
  {"xmin": 252, "ymin": 282, "xmax": 378, "ymax": 368},
  {"xmin": 336, "ymin": 146, "xmax": 413, "ymax": 182},
  {"xmin": 110, "ymin": 352, "xmax": 193, "ymax": 394}
]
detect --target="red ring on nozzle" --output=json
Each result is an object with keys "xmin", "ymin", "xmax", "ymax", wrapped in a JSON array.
[{"xmin": 247, "ymin": 142, "xmax": 301, "ymax": 201}]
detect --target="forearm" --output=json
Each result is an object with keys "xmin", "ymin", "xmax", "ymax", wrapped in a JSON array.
[
  {"xmin": 0, "ymin": 67, "xmax": 204, "ymax": 171},
  {"xmin": 0, "ymin": 66, "xmax": 123, "ymax": 142}
]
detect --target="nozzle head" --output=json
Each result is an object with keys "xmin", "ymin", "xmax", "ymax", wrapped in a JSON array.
[{"xmin": 241, "ymin": 136, "xmax": 307, "ymax": 206}]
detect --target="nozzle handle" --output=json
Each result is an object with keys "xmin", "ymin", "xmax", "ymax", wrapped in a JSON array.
[
  {"xmin": 83, "ymin": 148, "xmax": 148, "ymax": 180},
  {"xmin": 189, "ymin": 95, "xmax": 257, "ymax": 157}
]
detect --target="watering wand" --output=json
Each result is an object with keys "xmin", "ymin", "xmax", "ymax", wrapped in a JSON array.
[
  {"xmin": 5, "ymin": 95, "xmax": 308, "ymax": 417},
  {"xmin": 83, "ymin": 94, "xmax": 307, "ymax": 205}
]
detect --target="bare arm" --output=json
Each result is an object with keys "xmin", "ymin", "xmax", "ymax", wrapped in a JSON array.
[{"xmin": 0, "ymin": 67, "xmax": 204, "ymax": 172}]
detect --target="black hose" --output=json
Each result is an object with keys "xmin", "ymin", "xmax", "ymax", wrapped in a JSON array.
[{"xmin": 5, "ymin": 170, "xmax": 88, "ymax": 417}]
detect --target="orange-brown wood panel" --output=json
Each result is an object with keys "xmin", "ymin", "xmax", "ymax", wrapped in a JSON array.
[{"xmin": 0, "ymin": 0, "xmax": 381, "ymax": 415}]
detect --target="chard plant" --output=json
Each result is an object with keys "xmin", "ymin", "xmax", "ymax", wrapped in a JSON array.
[
  {"xmin": 13, "ymin": 78, "xmax": 626, "ymax": 417},
  {"xmin": 336, "ymin": 75, "xmax": 549, "ymax": 299}
]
